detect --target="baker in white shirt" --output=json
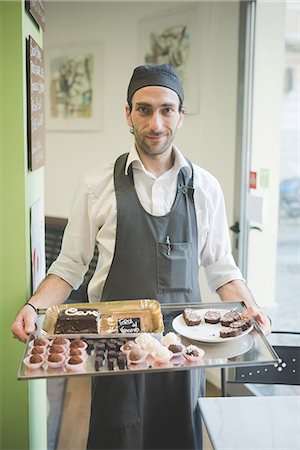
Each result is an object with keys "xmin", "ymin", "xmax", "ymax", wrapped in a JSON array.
[{"xmin": 12, "ymin": 64, "xmax": 271, "ymax": 450}]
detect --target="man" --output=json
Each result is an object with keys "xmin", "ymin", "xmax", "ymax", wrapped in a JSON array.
[{"xmin": 12, "ymin": 64, "xmax": 271, "ymax": 449}]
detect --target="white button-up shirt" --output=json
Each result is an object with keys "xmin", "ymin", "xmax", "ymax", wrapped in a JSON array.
[{"xmin": 48, "ymin": 145, "xmax": 243, "ymax": 302}]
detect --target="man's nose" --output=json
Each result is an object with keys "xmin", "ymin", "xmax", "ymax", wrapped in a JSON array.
[{"xmin": 149, "ymin": 111, "xmax": 163, "ymax": 131}]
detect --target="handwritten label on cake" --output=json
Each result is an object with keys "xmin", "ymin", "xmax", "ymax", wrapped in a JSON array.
[
  {"xmin": 65, "ymin": 308, "xmax": 98, "ymax": 317},
  {"xmin": 118, "ymin": 318, "xmax": 141, "ymax": 334}
]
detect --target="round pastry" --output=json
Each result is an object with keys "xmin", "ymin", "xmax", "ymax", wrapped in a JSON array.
[
  {"xmin": 70, "ymin": 339, "xmax": 87, "ymax": 349},
  {"xmin": 65, "ymin": 355, "xmax": 85, "ymax": 371},
  {"xmin": 47, "ymin": 353, "xmax": 65, "ymax": 368},
  {"xmin": 168, "ymin": 344, "xmax": 184, "ymax": 355},
  {"xmin": 30, "ymin": 354, "xmax": 43, "ymax": 364},
  {"xmin": 49, "ymin": 345, "xmax": 65, "ymax": 354},
  {"xmin": 204, "ymin": 310, "xmax": 221, "ymax": 324},
  {"xmin": 52, "ymin": 337, "xmax": 69, "ymax": 346},
  {"xmin": 161, "ymin": 332, "xmax": 181, "ymax": 347},
  {"xmin": 30, "ymin": 346, "xmax": 45, "ymax": 355},
  {"xmin": 69, "ymin": 348, "xmax": 82, "ymax": 356},
  {"xmin": 152, "ymin": 346, "xmax": 172, "ymax": 364},
  {"xmin": 120, "ymin": 340, "xmax": 138, "ymax": 354},
  {"xmin": 184, "ymin": 345, "xmax": 205, "ymax": 362},
  {"xmin": 32, "ymin": 337, "xmax": 48, "ymax": 347},
  {"xmin": 127, "ymin": 348, "xmax": 147, "ymax": 364},
  {"xmin": 23, "ymin": 355, "xmax": 44, "ymax": 369},
  {"xmin": 68, "ymin": 356, "xmax": 82, "ymax": 364}
]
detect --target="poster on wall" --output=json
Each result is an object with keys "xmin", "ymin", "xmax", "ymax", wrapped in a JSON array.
[
  {"xmin": 45, "ymin": 42, "xmax": 103, "ymax": 132},
  {"xmin": 138, "ymin": 6, "xmax": 199, "ymax": 114},
  {"xmin": 25, "ymin": 0, "xmax": 45, "ymax": 31},
  {"xmin": 26, "ymin": 35, "xmax": 45, "ymax": 171},
  {"xmin": 30, "ymin": 199, "xmax": 46, "ymax": 294}
]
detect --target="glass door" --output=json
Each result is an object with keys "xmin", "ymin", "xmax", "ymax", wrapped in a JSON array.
[{"xmin": 234, "ymin": 0, "xmax": 299, "ymax": 330}]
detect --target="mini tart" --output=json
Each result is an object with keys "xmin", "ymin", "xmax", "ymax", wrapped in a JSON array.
[
  {"xmin": 184, "ymin": 345, "xmax": 205, "ymax": 362},
  {"xmin": 23, "ymin": 355, "xmax": 44, "ymax": 369}
]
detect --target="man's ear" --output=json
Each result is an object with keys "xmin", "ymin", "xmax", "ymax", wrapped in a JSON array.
[{"xmin": 125, "ymin": 103, "xmax": 132, "ymax": 126}]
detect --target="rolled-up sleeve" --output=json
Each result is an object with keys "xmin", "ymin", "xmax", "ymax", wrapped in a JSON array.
[
  {"xmin": 195, "ymin": 167, "xmax": 244, "ymax": 292},
  {"xmin": 47, "ymin": 174, "xmax": 99, "ymax": 290}
]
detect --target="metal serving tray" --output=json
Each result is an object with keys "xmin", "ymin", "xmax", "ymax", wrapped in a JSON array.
[{"xmin": 17, "ymin": 301, "xmax": 279, "ymax": 381}]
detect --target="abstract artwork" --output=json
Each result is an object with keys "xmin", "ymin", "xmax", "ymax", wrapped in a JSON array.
[
  {"xmin": 139, "ymin": 7, "xmax": 199, "ymax": 113},
  {"xmin": 46, "ymin": 42, "xmax": 102, "ymax": 131}
]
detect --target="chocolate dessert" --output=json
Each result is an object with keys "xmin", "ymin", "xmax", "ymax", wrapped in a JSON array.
[
  {"xmin": 54, "ymin": 307, "xmax": 100, "ymax": 334},
  {"xmin": 168, "ymin": 344, "xmax": 183, "ymax": 354},
  {"xmin": 52, "ymin": 337, "xmax": 69, "ymax": 345},
  {"xmin": 220, "ymin": 310, "xmax": 241, "ymax": 326},
  {"xmin": 204, "ymin": 310, "xmax": 221, "ymax": 324},
  {"xmin": 49, "ymin": 345, "xmax": 64, "ymax": 354},
  {"xmin": 33, "ymin": 338, "xmax": 47, "ymax": 346},
  {"xmin": 48, "ymin": 354, "xmax": 62, "ymax": 363},
  {"xmin": 68, "ymin": 356, "xmax": 82, "ymax": 365},
  {"xmin": 69, "ymin": 348, "xmax": 82, "ymax": 357},
  {"xmin": 229, "ymin": 318, "xmax": 252, "ymax": 331},
  {"xmin": 219, "ymin": 327, "xmax": 242, "ymax": 338},
  {"xmin": 183, "ymin": 308, "xmax": 202, "ymax": 326},
  {"xmin": 70, "ymin": 338, "xmax": 86, "ymax": 348},
  {"xmin": 31, "ymin": 346, "xmax": 44, "ymax": 354},
  {"xmin": 29, "ymin": 354, "xmax": 43, "ymax": 363}
]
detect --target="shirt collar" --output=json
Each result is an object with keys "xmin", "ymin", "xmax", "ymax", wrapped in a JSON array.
[{"xmin": 125, "ymin": 144, "xmax": 192, "ymax": 178}]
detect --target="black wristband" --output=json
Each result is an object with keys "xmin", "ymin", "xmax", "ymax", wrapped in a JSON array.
[{"xmin": 26, "ymin": 302, "xmax": 38, "ymax": 314}]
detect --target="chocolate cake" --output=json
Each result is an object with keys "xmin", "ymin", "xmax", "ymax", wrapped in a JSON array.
[
  {"xmin": 204, "ymin": 310, "xmax": 221, "ymax": 324},
  {"xmin": 229, "ymin": 318, "xmax": 252, "ymax": 331},
  {"xmin": 54, "ymin": 307, "xmax": 100, "ymax": 334},
  {"xmin": 220, "ymin": 310, "xmax": 241, "ymax": 327},
  {"xmin": 219, "ymin": 327, "xmax": 242, "ymax": 338},
  {"xmin": 183, "ymin": 308, "xmax": 202, "ymax": 326}
]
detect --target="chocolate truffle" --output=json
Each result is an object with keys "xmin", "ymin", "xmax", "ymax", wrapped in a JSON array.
[
  {"xmin": 49, "ymin": 345, "xmax": 64, "ymax": 354},
  {"xmin": 128, "ymin": 348, "xmax": 145, "ymax": 362},
  {"xmin": 31, "ymin": 346, "xmax": 44, "ymax": 354},
  {"xmin": 48, "ymin": 354, "xmax": 62, "ymax": 363},
  {"xmin": 52, "ymin": 337, "xmax": 68, "ymax": 345},
  {"xmin": 30, "ymin": 354, "xmax": 43, "ymax": 363},
  {"xmin": 70, "ymin": 339, "xmax": 85, "ymax": 348},
  {"xmin": 168, "ymin": 344, "xmax": 183, "ymax": 354},
  {"xmin": 33, "ymin": 338, "xmax": 47, "ymax": 346},
  {"xmin": 69, "ymin": 348, "xmax": 82, "ymax": 357},
  {"xmin": 68, "ymin": 356, "xmax": 82, "ymax": 365}
]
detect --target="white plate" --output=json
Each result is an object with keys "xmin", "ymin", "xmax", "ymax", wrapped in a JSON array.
[{"xmin": 172, "ymin": 308, "xmax": 253, "ymax": 343}]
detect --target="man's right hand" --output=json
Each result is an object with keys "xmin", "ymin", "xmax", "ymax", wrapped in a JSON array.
[{"xmin": 11, "ymin": 304, "xmax": 38, "ymax": 343}]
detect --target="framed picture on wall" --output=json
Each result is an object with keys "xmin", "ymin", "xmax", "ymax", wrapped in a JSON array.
[
  {"xmin": 138, "ymin": 6, "xmax": 199, "ymax": 114},
  {"xmin": 45, "ymin": 42, "xmax": 103, "ymax": 132}
]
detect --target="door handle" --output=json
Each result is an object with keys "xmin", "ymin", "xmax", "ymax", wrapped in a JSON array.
[
  {"xmin": 230, "ymin": 221, "xmax": 240, "ymax": 233},
  {"xmin": 250, "ymin": 225, "xmax": 262, "ymax": 232}
]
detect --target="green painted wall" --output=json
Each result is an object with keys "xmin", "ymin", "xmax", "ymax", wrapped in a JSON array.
[{"xmin": 0, "ymin": 1, "xmax": 47, "ymax": 449}]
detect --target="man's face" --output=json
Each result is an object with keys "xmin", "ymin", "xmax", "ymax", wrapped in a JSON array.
[{"xmin": 126, "ymin": 86, "xmax": 184, "ymax": 158}]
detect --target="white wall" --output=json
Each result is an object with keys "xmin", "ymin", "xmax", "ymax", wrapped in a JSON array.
[{"xmin": 44, "ymin": 0, "xmax": 240, "ymax": 300}]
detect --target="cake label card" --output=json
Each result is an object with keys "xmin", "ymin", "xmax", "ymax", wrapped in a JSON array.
[{"xmin": 118, "ymin": 318, "xmax": 141, "ymax": 334}]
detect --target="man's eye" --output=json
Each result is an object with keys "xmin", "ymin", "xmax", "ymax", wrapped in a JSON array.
[
  {"xmin": 138, "ymin": 106, "xmax": 150, "ymax": 114},
  {"xmin": 162, "ymin": 108, "xmax": 175, "ymax": 115}
]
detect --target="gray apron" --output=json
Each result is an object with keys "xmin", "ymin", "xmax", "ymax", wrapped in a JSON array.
[{"xmin": 87, "ymin": 153, "xmax": 205, "ymax": 450}]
